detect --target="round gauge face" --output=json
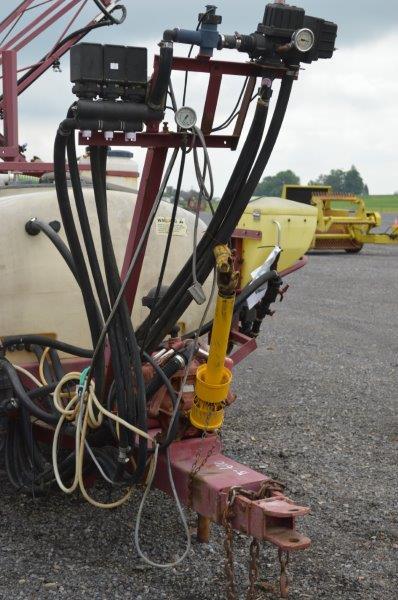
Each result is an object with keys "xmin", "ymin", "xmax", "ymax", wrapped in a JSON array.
[
  {"xmin": 293, "ymin": 28, "xmax": 315, "ymax": 53},
  {"xmin": 175, "ymin": 106, "xmax": 197, "ymax": 130}
]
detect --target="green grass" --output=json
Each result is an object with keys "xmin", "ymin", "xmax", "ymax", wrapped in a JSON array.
[{"xmin": 363, "ymin": 195, "xmax": 398, "ymax": 213}]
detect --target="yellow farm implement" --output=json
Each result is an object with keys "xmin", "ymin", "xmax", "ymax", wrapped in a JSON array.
[{"xmin": 282, "ymin": 185, "xmax": 398, "ymax": 252}]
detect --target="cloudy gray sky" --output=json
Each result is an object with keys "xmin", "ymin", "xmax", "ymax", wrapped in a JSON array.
[{"xmin": 2, "ymin": 1, "xmax": 398, "ymax": 194}]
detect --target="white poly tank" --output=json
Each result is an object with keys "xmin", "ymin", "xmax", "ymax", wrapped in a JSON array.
[{"xmin": 0, "ymin": 186, "xmax": 213, "ymax": 351}]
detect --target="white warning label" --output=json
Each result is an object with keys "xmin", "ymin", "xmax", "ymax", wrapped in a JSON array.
[{"xmin": 155, "ymin": 216, "xmax": 188, "ymax": 236}]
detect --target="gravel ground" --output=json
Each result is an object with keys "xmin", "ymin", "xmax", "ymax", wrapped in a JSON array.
[{"xmin": 1, "ymin": 216, "xmax": 397, "ymax": 600}]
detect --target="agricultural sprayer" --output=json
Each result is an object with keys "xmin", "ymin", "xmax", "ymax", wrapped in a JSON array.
[{"xmin": 0, "ymin": 1, "xmax": 337, "ymax": 597}]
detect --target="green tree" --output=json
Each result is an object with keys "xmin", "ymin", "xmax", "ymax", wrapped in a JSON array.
[
  {"xmin": 255, "ymin": 170, "xmax": 300, "ymax": 197},
  {"xmin": 309, "ymin": 169, "xmax": 346, "ymax": 192},
  {"xmin": 309, "ymin": 165, "xmax": 367, "ymax": 195},
  {"xmin": 344, "ymin": 165, "xmax": 365, "ymax": 195}
]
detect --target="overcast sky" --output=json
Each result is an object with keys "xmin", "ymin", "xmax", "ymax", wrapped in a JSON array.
[{"xmin": 2, "ymin": 1, "xmax": 398, "ymax": 194}]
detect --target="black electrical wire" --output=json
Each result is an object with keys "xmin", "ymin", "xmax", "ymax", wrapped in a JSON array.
[{"xmin": 211, "ymin": 77, "xmax": 248, "ymax": 132}]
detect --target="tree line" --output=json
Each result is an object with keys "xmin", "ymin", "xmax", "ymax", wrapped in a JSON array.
[{"xmin": 255, "ymin": 165, "xmax": 369, "ymax": 198}]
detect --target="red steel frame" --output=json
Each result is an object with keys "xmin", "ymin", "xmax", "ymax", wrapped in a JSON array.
[{"xmin": 0, "ymin": 0, "xmax": 113, "ymax": 164}]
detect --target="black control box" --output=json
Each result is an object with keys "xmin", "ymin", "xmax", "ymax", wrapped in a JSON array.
[{"xmin": 70, "ymin": 43, "xmax": 147, "ymax": 100}]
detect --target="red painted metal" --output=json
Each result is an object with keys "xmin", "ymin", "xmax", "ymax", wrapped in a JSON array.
[
  {"xmin": 279, "ymin": 255, "xmax": 308, "ymax": 277},
  {"xmin": 120, "ymin": 146, "xmax": 168, "ymax": 312},
  {"xmin": 1, "ymin": 50, "xmax": 21, "ymax": 162},
  {"xmin": 232, "ymin": 228, "xmax": 262, "ymax": 240},
  {"xmin": 201, "ymin": 71, "xmax": 222, "ymax": 134},
  {"xmin": 1, "ymin": 0, "xmax": 80, "ymax": 55},
  {"xmin": 153, "ymin": 435, "xmax": 310, "ymax": 550},
  {"xmin": 229, "ymin": 330, "xmax": 258, "ymax": 365},
  {"xmin": 0, "ymin": 1, "xmax": 36, "ymax": 37},
  {"xmin": 79, "ymin": 131, "xmax": 237, "ymax": 149}
]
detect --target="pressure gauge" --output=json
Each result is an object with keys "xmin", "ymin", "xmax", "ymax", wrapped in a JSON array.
[
  {"xmin": 292, "ymin": 28, "xmax": 315, "ymax": 53},
  {"xmin": 175, "ymin": 106, "xmax": 197, "ymax": 130}
]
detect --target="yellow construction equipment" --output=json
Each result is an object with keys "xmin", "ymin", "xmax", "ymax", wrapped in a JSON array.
[{"xmin": 282, "ymin": 185, "xmax": 398, "ymax": 252}]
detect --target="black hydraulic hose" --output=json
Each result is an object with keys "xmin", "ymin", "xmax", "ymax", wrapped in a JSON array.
[
  {"xmin": 239, "ymin": 76, "xmax": 295, "ymax": 211},
  {"xmin": 67, "ymin": 133, "xmax": 131, "ymax": 441},
  {"xmin": 54, "ymin": 126, "xmax": 105, "ymax": 397},
  {"xmin": 137, "ymin": 93, "xmax": 270, "ymax": 349},
  {"xmin": 142, "ymin": 76, "xmax": 294, "ymax": 351},
  {"xmin": 148, "ymin": 42, "xmax": 173, "ymax": 109},
  {"xmin": 0, "ymin": 359, "xmax": 58, "ymax": 424},
  {"xmin": 25, "ymin": 218, "xmax": 78, "ymax": 280},
  {"xmin": 182, "ymin": 269, "xmax": 279, "ymax": 339},
  {"xmin": 90, "ymin": 148, "xmax": 135, "ymax": 444},
  {"xmin": 1, "ymin": 335, "xmax": 93, "ymax": 358},
  {"xmin": 90, "ymin": 146, "xmax": 148, "ymax": 480}
]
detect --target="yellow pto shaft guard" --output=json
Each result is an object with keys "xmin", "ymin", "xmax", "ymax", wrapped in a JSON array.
[{"xmin": 189, "ymin": 245, "xmax": 238, "ymax": 431}]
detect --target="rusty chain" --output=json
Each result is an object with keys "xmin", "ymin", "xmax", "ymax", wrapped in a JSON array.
[
  {"xmin": 188, "ymin": 430, "xmax": 219, "ymax": 506},
  {"xmin": 246, "ymin": 538, "xmax": 260, "ymax": 600},
  {"xmin": 278, "ymin": 549, "xmax": 290, "ymax": 599},
  {"xmin": 222, "ymin": 479, "xmax": 291, "ymax": 600}
]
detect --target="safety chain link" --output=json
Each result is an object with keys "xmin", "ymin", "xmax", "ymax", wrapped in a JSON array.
[
  {"xmin": 222, "ymin": 479, "xmax": 290, "ymax": 600},
  {"xmin": 246, "ymin": 538, "xmax": 260, "ymax": 600},
  {"xmin": 278, "ymin": 549, "xmax": 290, "ymax": 599},
  {"xmin": 188, "ymin": 430, "xmax": 219, "ymax": 506}
]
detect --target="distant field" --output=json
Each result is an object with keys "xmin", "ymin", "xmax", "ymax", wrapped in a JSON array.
[{"xmin": 363, "ymin": 195, "xmax": 398, "ymax": 212}]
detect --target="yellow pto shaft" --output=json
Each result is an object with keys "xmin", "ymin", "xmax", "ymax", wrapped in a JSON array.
[{"xmin": 189, "ymin": 245, "xmax": 238, "ymax": 431}]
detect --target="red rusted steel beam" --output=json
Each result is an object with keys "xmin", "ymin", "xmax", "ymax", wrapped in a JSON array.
[
  {"xmin": 229, "ymin": 330, "xmax": 258, "ymax": 365},
  {"xmin": 79, "ymin": 131, "xmax": 237, "ymax": 149},
  {"xmin": 232, "ymin": 228, "xmax": 262, "ymax": 240},
  {"xmin": 279, "ymin": 255, "xmax": 309, "ymax": 277},
  {"xmin": 155, "ymin": 55, "xmax": 291, "ymax": 79},
  {"xmin": 1, "ymin": 0, "xmax": 75, "ymax": 54},
  {"xmin": 153, "ymin": 435, "xmax": 310, "ymax": 550},
  {"xmin": 1, "ymin": 50, "xmax": 21, "ymax": 162},
  {"xmin": 201, "ymin": 71, "xmax": 222, "ymax": 134},
  {"xmin": 0, "ymin": 0, "xmax": 36, "ymax": 36}
]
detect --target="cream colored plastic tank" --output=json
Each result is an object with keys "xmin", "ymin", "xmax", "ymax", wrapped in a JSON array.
[
  {"xmin": 0, "ymin": 186, "xmax": 212, "ymax": 349},
  {"xmin": 78, "ymin": 150, "xmax": 139, "ymax": 190}
]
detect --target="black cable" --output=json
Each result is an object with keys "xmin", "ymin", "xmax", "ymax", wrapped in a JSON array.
[{"xmin": 211, "ymin": 77, "xmax": 248, "ymax": 132}]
